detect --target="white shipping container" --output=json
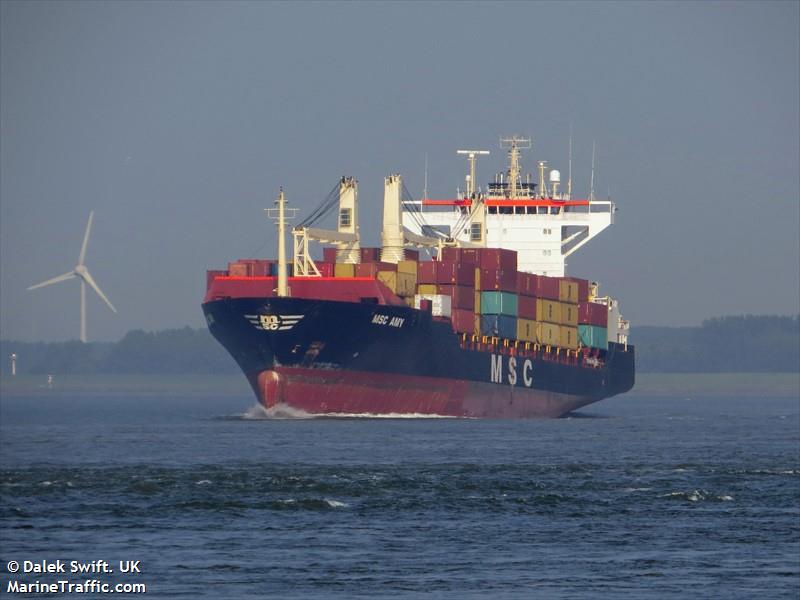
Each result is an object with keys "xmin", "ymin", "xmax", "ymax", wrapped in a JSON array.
[{"xmin": 414, "ymin": 294, "xmax": 452, "ymax": 317}]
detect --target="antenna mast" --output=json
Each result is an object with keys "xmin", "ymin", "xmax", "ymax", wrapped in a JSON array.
[
  {"xmin": 266, "ymin": 188, "xmax": 298, "ymax": 297},
  {"xmin": 589, "ymin": 141, "xmax": 597, "ymax": 201},
  {"xmin": 499, "ymin": 136, "xmax": 531, "ymax": 198},
  {"xmin": 567, "ymin": 127, "xmax": 573, "ymax": 200},
  {"xmin": 423, "ymin": 153, "xmax": 428, "ymax": 200},
  {"xmin": 456, "ymin": 149, "xmax": 490, "ymax": 198}
]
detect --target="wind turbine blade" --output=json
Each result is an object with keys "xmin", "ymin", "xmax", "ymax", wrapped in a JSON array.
[
  {"xmin": 80, "ymin": 268, "xmax": 117, "ymax": 313},
  {"xmin": 27, "ymin": 271, "xmax": 76, "ymax": 291},
  {"xmin": 78, "ymin": 211, "xmax": 94, "ymax": 265}
]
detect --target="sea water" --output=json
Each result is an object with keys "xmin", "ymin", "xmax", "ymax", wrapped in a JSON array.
[{"xmin": 1, "ymin": 393, "xmax": 798, "ymax": 598}]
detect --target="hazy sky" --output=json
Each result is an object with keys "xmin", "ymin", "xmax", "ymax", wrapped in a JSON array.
[{"xmin": 1, "ymin": 1, "xmax": 798, "ymax": 342}]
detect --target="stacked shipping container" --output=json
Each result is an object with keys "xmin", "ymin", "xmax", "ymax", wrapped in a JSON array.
[{"xmin": 221, "ymin": 246, "xmax": 610, "ymax": 351}]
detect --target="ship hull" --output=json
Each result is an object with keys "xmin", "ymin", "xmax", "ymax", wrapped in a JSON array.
[{"xmin": 203, "ymin": 295, "xmax": 635, "ymax": 418}]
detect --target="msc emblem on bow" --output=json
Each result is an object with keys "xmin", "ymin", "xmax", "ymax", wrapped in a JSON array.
[{"xmin": 244, "ymin": 313, "xmax": 304, "ymax": 331}]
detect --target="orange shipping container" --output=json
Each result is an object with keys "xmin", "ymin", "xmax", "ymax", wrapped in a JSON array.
[
  {"xmin": 397, "ymin": 260, "xmax": 417, "ymax": 275},
  {"xmin": 517, "ymin": 318, "xmax": 537, "ymax": 342},
  {"xmin": 559, "ymin": 325, "xmax": 579, "ymax": 350},
  {"xmin": 377, "ymin": 271, "xmax": 416, "ymax": 297},
  {"xmin": 536, "ymin": 299, "xmax": 562, "ymax": 324},
  {"xmin": 536, "ymin": 322, "xmax": 560, "ymax": 346},
  {"xmin": 417, "ymin": 284, "xmax": 437, "ymax": 295},
  {"xmin": 559, "ymin": 279, "xmax": 579, "ymax": 304},
  {"xmin": 334, "ymin": 263, "xmax": 355, "ymax": 278},
  {"xmin": 228, "ymin": 262, "xmax": 249, "ymax": 277},
  {"xmin": 560, "ymin": 303, "xmax": 578, "ymax": 326}
]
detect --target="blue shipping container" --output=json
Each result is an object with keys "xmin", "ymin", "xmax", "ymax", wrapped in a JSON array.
[
  {"xmin": 479, "ymin": 315, "xmax": 517, "ymax": 339},
  {"xmin": 578, "ymin": 324, "xmax": 608, "ymax": 349},
  {"xmin": 479, "ymin": 291, "xmax": 518, "ymax": 316}
]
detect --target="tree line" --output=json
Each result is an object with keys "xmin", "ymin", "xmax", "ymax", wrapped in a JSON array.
[{"xmin": 0, "ymin": 315, "xmax": 798, "ymax": 375}]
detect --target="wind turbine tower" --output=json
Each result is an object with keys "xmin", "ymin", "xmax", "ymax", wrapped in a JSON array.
[{"xmin": 28, "ymin": 211, "xmax": 117, "ymax": 343}]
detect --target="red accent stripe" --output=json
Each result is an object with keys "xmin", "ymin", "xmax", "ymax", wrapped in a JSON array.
[
  {"xmin": 216, "ymin": 276, "xmax": 377, "ymax": 282},
  {"xmin": 422, "ymin": 198, "xmax": 591, "ymax": 207},
  {"xmin": 422, "ymin": 198, "xmax": 473, "ymax": 206},
  {"xmin": 485, "ymin": 199, "xmax": 590, "ymax": 207}
]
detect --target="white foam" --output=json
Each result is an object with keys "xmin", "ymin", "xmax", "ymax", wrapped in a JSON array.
[
  {"xmin": 195, "ymin": 480, "xmax": 212, "ymax": 485},
  {"xmin": 240, "ymin": 403, "xmax": 453, "ymax": 420},
  {"xmin": 324, "ymin": 499, "xmax": 348, "ymax": 508}
]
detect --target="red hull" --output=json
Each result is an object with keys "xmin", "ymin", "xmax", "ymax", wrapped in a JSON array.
[{"xmin": 254, "ymin": 367, "xmax": 596, "ymax": 418}]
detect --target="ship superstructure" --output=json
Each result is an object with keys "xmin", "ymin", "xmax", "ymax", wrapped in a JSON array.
[
  {"xmin": 403, "ymin": 136, "xmax": 614, "ymax": 276},
  {"xmin": 202, "ymin": 136, "xmax": 634, "ymax": 418}
]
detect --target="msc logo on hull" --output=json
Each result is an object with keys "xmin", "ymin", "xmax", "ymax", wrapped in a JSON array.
[
  {"xmin": 490, "ymin": 354, "xmax": 534, "ymax": 388},
  {"xmin": 245, "ymin": 314, "xmax": 304, "ymax": 332}
]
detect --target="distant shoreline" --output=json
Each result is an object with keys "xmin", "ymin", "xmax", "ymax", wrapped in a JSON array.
[{"xmin": 1, "ymin": 372, "xmax": 798, "ymax": 398}]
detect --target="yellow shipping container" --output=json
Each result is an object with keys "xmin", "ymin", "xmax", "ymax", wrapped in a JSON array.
[
  {"xmin": 378, "ymin": 271, "xmax": 416, "ymax": 297},
  {"xmin": 560, "ymin": 302, "xmax": 578, "ymax": 326},
  {"xmin": 334, "ymin": 263, "xmax": 355, "ymax": 278},
  {"xmin": 404, "ymin": 297, "xmax": 415, "ymax": 307},
  {"xmin": 517, "ymin": 318, "xmax": 537, "ymax": 342},
  {"xmin": 474, "ymin": 267, "xmax": 481, "ymax": 290},
  {"xmin": 560, "ymin": 325, "xmax": 579, "ymax": 350},
  {"xmin": 536, "ymin": 322, "xmax": 560, "ymax": 346},
  {"xmin": 474, "ymin": 291, "xmax": 481, "ymax": 314},
  {"xmin": 418, "ymin": 284, "xmax": 437, "ymax": 295},
  {"xmin": 536, "ymin": 299, "xmax": 562, "ymax": 324},
  {"xmin": 559, "ymin": 280, "xmax": 579, "ymax": 303},
  {"xmin": 397, "ymin": 260, "xmax": 417, "ymax": 275},
  {"xmin": 474, "ymin": 314, "xmax": 481, "ymax": 337}
]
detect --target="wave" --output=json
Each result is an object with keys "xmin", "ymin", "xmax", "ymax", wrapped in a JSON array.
[{"xmin": 661, "ymin": 490, "xmax": 734, "ymax": 502}]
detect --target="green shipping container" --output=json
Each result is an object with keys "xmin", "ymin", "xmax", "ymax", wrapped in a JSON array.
[
  {"xmin": 479, "ymin": 291, "xmax": 518, "ymax": 316},
  {"xmin": 578, "ymin": 324, "xmax": 608, "ymax": 349}
]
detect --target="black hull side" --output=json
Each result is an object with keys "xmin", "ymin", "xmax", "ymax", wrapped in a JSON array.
[{"xmin": 203, "ymin": 296, "xmax": 635, "ymax": 406}]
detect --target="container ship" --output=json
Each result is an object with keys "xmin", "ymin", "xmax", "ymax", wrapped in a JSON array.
[{"xmin": 203, "ymin": 137, "xmax": 634, "ymax": 417}]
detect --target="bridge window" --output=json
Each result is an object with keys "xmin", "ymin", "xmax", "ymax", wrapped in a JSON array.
[
  {"xmin": 550, "ymin": 207, "xmax": 561, "ymax": 215},
  {"xmin": 488, "ymin": 206, "xmax": 498, "ymax": 214},
  {"xmin": 470, "ymin": 223, "xmax": 482, "ymax": 242}
]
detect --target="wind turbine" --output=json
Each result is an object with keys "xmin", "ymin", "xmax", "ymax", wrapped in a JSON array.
[{"xmin": 28, "ymin": 211, "xmax": 117, "ymax": 343}]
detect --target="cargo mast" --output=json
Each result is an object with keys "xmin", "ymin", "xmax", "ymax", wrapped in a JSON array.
[{"xmin": 266, "ymin": 188, "xmax": 297, "ymax": 296}]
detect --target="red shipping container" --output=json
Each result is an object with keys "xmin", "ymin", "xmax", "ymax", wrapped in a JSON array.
[
  {"xmin": 565, "ymin": 277, "xmax": 590, "ymax": 302},
  {"xmin": 478, "ymin": 268, "xmax": 517, "ymax": 292},
  {"xmin": 360, "ymin": 247, "xmax": 382, "ymax": 262},
  {"xmin": 239, "ymin": 259, "xmax": 273, "ymax": 277},
  {"xmin": 439, "ymin": 247, "xmax": 479, "ymax": 265},
  {"xmin": 323, "ymin": 247, "xmax": 338, "ymax": 263},
  {"xmin": 437, "ymin": 285, "xmax": 475, "ymax": 311},
  {"xmin": 355, "ymin": 262, "xmax": 397, "ymax": 277},
  {"xmin": 579, "ymin": 301, "xmax": 608, "ymax": 326},
  {"xmin": 450, "ymin": 308, "xmax": 474, "ymax": 334},
  {"xmin": 517, "ymin": 272, "xmax": 537, "ymax": 296},
  {"xmin": 535, "ymin": 275, "xmax": 560, "ymax": 300},
  {"xmin": 417, "ymin": 261, "xmax": 437, "ymax": 284},
  {"xmin": 518, "ymin": 295, "xmax": 538, "ymax": 319},
  {"xmin": 404, "ymin": 249, "xmax": 419, "ymax": 260},
  {"xmin": 458, "ymin": 248, "xmax": 482, "ymax": 265},
  {"xmin": 417, "ymin": 262, "xmax": 473, "ymax": 286},
  {"xmin": 478, "ymin": 248, "xmax": 517, "ymax": 272},
  {"xmin": 228, "ymin": 262, "xmax": 249, "ymax": 277}
]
